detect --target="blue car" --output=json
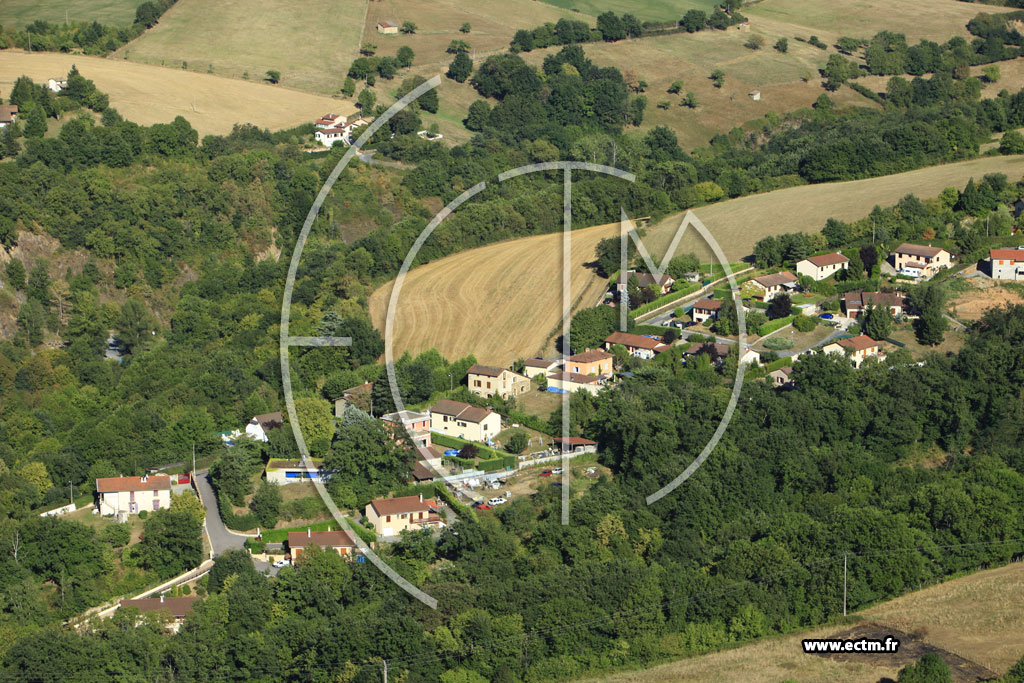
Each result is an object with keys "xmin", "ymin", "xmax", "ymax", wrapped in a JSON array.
[{"xmin": 818, "ymin": 313, "xmax": 834, "ymax": 320}]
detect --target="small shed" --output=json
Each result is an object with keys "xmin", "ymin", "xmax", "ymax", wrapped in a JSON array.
[
  {"xmin": 377, "ymin": 20, "xmax": 399, "ymax": 34},
  {"xmin": 748, "ymin": 90, "xmax": 761, "ymax": 101}
]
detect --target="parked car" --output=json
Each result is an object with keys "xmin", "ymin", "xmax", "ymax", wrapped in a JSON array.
[
  {"xmin": 474, "ymin": 501, "xmax": 492, "ymax": 510},
  {"xmin": 273, "ymin": 559, "xmax": 289, "ymax": 568},
  {"xmin": 487, "ymin": 497, "xmax": 508, "ymax": 506},
  {"xmin": 551, "ymin": 467, "xmax": 563, "ymax": 475},
  {"xmin": 540, "ymin": 470, "xmax": 553, "ymax": 477},
  {"xmin": 818, "ymin": 313, "xmax": 834, "ymax": 320}
]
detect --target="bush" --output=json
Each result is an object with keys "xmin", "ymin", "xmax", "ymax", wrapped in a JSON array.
[
  {"xmin": 792, "ymin": 315, "xmax": 818, "ymax": 332},
  {"xmin": 505, "ymin": 430, "xmax": 529, "ymax": 453},
  {"xmin": 138, "ymin": 510, "xmax": 147, "ymax": 519},
  {"xmin": 763, "ymin": 337, "xmax": 794, "ymax": 350}
]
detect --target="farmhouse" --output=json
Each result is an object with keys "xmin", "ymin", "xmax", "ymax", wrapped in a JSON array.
[
  {"xmin": 429, "ymin": 399, "xmax": 501, "ymax": 443},
  {"xmin": 891, "ymin": 243, "xmax": 951, "ymax": 279},
  {"xmin": 627, "ymin": 270, "xmax": 675, "ymax": 295},
  {"xmin": 466, "ymin": 364, "xmax": 530, "ymax": 399},
  {"xmin": 565, "ymin": 349, "xmax": 614, "ymax": 376},
  {"xmin": 603, "ymin": 331, "xmax": 669, "ymax": 359},
  {"xmin": 988, "ymin": 248, "xmax": 1024, "ymax": 280},
  {"xmin": 96, "ymin": 475, "xmax": 171, "ymax": 517},
  {"xmin": 522, "ymin": 358, "xmax": 560, "ymax": 379},
  {"xmin": 365, "ymin": 494, "xmax": 444, "ymax": 537},
  {"xmin": 288, "ymin": 528, "xmax": 362, "ymax": 561},
  {"xmin": 0, "ymin": 105, "xmax": 18, "ymax": 128},
  {"xmin": 377, "ymin": 20, "xmax": 399, "ymax": 34},
  {"xmin": 266, "ymin": 458, "xmax": 325, "ymax": 485},
  {"xmin": 823, "ymin": 334, "xmax": 882, "ymax": 368},
  {"xmin": 546, "ymin": 371, "xmax": 602, "ymax": 395},
  {"xmin": 691, "ymin": 297, "xmax": 722, "ymax": 324},
  {"xmin": 553, "ymin": 436, "xmax": 598, "ymax": 454},
  {"xmin": 334, "ymin": 381, "xmax": 374, "ymax": 416},
  {"xmin": 119, "ymin": 595, "xmax": 200, "ymax": 633},
  {"xmin": 748, "ymin": 271, "xmax": 798, "ymax": 301},
  {"xmin": 382, "ymin": 410, "xmax": 432, "ymax": 447},
  {"xmin": 796, "ymin": 253, "xmax": 849, "ymax": 281},
  {"xmin": 843, "ymin": 291, "xmax": 906, "ymax": 319}
]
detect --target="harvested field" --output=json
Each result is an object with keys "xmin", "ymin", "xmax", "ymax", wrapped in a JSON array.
[
  {"xmin": 0, "ymin": 51, "xmax": 356, "ymax": 136},
  {"xmin": 0, "ymin": 0, "xmax": 137, "ymax": 26},
  {"xmin": 949, "ymin": 278, "xmax": 1024, "ymax": 321}
]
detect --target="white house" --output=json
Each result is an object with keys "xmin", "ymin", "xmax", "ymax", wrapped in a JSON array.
[
  {"xmin": 265, "ymin": 458, "xmax": 325, "ymax": 485},
  {"xmin": 314, "ymin": 113, "xmax": 342, "ymax": 129},
  {"xmin": 47, "ymin": 79, "xmax": 67, "ymax": 93},
  {"xmin": 314, "ymin": 118, "xmax": 369, "ymax": 148},
  {"xmin": 796, "ymin": 252, "xmax": 849, "ymax": 281},
  {"xmin": 988, "ymin": 248, "xmax": 1024, "ymax": 280},
  {"xmin": 603, "ymin": 331, "xmax": 669, "ymax": 359},
  {"xmin": 522, "ymin": 358, "xmax": 560, "ymax": 379},
  {"xmin": 245, "ymin": 412, "xmax": 283, "ymax": 443},
  {"xmin": 429, "ymin": 399, "xmax": 501, "ymax": 443},
  {"xmin": 96, "ymin": 475, "xmax": 172, "ymax": 517},
  {"xmin": 691, "ymin": 298, "xmax": 722, "ymax": 325}
]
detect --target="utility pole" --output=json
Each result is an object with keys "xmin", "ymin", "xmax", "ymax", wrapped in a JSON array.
[
  {"xmin": 68, "ymin": 480, "xmax": 73, "ymax": 505},
  {"xmin": 872, "ymin": 220, "xmax": 875, "ymax": 244},
  {"xmin": 843, "ymin": 553, "xmax": 848, "ymax": 617},
  {"xmin": 192, "ymin": 443, "xmax": 196, "ymax": 479}
]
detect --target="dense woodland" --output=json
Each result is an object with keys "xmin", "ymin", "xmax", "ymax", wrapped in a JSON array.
[{"xmin": 4, "ymin": 7, "xmax": 1024, "ymax": 680}]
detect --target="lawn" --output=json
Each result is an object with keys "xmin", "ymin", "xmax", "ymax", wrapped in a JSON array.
[
  {"xmin": 886, "ymin": 325, "xmax": 965, "ymax": 358},
  {"xmin": 516, "ymin": 388, "xmax": 563, "ymax": 420},
  {"xmin": 751, "ymin": 321, "xmax": 834, "ymax": 354},
  {"xmin": 0, "ymin": 0, "xmax": 137, "ymax": 27},
  {"xmin": 116, "ymin": 0, "xmax": 369, "ymax": 93}
]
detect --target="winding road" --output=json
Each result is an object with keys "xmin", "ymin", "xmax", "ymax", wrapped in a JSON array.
[{"xmin": 194, "ymin": 471, "xmax": 279, "ymax": 575}]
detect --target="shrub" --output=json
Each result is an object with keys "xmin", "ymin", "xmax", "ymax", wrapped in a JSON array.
[
  {"xmin": 792, "ymin": 315, "xmax": 818, "ymax": 332},
  {"xmin": 763, "ymin": 337, "xmax": 794, "ymax": 350},
  {"xmin": 138, "ymin": 510, "xmax": 147, "ymax": 519}
]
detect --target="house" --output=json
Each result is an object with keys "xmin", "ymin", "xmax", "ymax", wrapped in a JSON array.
[
  {"xmin": 565, "ymin": 349, "xmax": 614, "ymax": 376},
  {"xmin": 891, "ymin": 243, "xmax": 952, "ymax": 279},
  {"xmin": 796, "ymin": 253, "xmax": 849, "ymax": 281},
  {"xmin": 988, "ymin": 248, "xmax": 1024, "ymax": 280},
  {"xmin": 768, "ymin": 365, "xmax": 794, "ymax": 388},
  {"xmin": 429, "ymin": 399, "xmax": 501, "ymax": 442},
  {"xmin": 334, "ymin": 382, "xmax": 374, "ymax": 417},
  {"xmin": 843, "ymin": 291, "xmax": 905, "ymax": 319},
  {"xmin": 288, "ymin": 528, "xmax": 365, "ymax": 561},
  {"xmin": 0, "ymin": 105, "xmax": 17, "ymax": 128},
  {"xmin": 365, "ymin": 494, "xmax": 444, "ymax": 537},
  {"xmin": 553, "ymin": 436, "xmax": 598, "ymax": 454},
  {"xmin": 382, "ymin": 410, "xmax": 432, "ymax": 447},
  {"xmin": 96, "ymin": 475, "xmax": 171, "ymax": 517},
  {"xmin": 627, "ymin": 270, "xmax": 675, "ymax": 295},
  {"xmin": 266, "ymin": 458, "xmax": 325, "ymax": 485},
  {"xmin": 315, "ymin": 126, "xmax": 350, "ymax": 148},
  {"xmin": 47, "ymin": 78, "xmax": 67, "ymax": 93},
  {"xmin": 748, "ymin": 271, "xmax": 798, "ymax": 301},
  {"xmin": 119, "ymin": 595, "xmax": 200, "ymax": 633},
  {"xmin": 691, "ymin": 298, "xmax": 722, "ymax": 325},
  {"xmin": 411, "ymin": 459, "xmax": 436, "ymax": 483},
  {"xmin": 604, "ymin": 331, "xmax": 669, "ymax": 359},
  {"xmin": 748, "ymin": 90, "xmax": 761, "ymax": 101},
  {"xmin": 739, "ymin": 347, "xmax": 761, "ymax": 366},
  {"xmin": 682, "ymin": 342, "xmax": 731, "ymax": 366},
  {"xmin": 246, "ymin": 412, "xmax": 283, "ymax": 443},
  {"xmin": 546, "ymin": 371, "xmax": 602, "ymax": 395},
  {"xmin": 466, "ymin": 364, "xmax": 531, "ymax": 399},
  {"xmin": 314, "ymin": 113, "xmax": 342, "ymax": 128},
  {"xmin": 377, "ymin": 20, "xmax": 399, "ymax": 34},
  {"xmin": 522, "ymin": 358, "xmax": 560, "ymax": 379},
  {"xmin": 823, "ymin": 334, "xmax": 882, "ymax": 368}
]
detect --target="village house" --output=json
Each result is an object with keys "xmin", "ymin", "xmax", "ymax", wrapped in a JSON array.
[
  {"xmin": 245, "ymin": 412, "xmax": 283, "ymax": 443},
  {"xmin": 627, "ymin": 270, "xmax": 675, "ymax": 295},
  {"xmin": 796, "ymin": 252, "xmax": 849, "ymax": 281},
  {"xmin": 739, "ymin": 347, "xmax": 761, "ymax": 366},
  {"xmin": 288, "ymin": 528, "xmax": 365, "ymax": 562},
  {"xmin": 265, "ymin": 458, "xmax": 325, "ymax": 485},
  {"xmin": 382, "ymin": 410, "xmax": 432, "ymax": 448},
  {"xmin": 987, "ymin": 247, "xmax": 1024, "ymax": 280},
  {"xmin": 334, "ymin": 381, "xmax": 374, "ymax": 417},
  {"xmin": 748, "ymin": 271, "xmax": 798, "ymax": 301},
  {"xmin": 0, "ymin": 105, "xmax": 18, "ymax": 129},
  {"xmin": 768, "ymin": 365, "xmax": 794, "ymax": 388},
  {"xmin": 823, "ymin": 334, "xmax": 882, "ymax": 368},
  {"xmin": 377, "ymin": 20, "xmax": 399, "ymax": 34},
  {"xmin": 691, "ymin": 297, "xmax": 722, "ymax": 325},
  {"xmin": 682, "ymin": 342, "xmax": 731, "ymax": 366},
  {"xmin": 546, "ymin": 371, "xmax": 602, "ymax": 395},
  {"xmin": 521, "ymin": 358, "xmax": 560, "ymax": 379},
  {"xmin": 429, "ymin": 399, "xmax": 501, "ymax": 442},
  {"xmin": 565, "ymin": 349, "xmax": 614, "ymax": 376},
  {"xmin": 119, "ymin": 595, "xmax": 200, "ymax": 633},
  {"xmin": 96, "ymin": 475, "xmax": 172, "ymax": 517},
  {"xmin": 553, "ymin": 436, "xmax": 598, "ymax": 454},
  {"xmin": 891, "ymin": 243, "xmax": 951, "ymax": 279},
  {"xmin": 466, "ymin": 364, "xmax": 531, "ymax": 399},
  {"xmin": 365, "ymin": 494, "xmax": 444, "ymax": 537},
  {"xmin": 314, "ymin": 113, "xmax": 342, "ymax": 128},
  {"xmin": 843, "ymin": 291, "xmax": 906, "ymax": 319},
  {"xmin": 603, "ymin": 331, "xmax": 670, "ymax": 359}
]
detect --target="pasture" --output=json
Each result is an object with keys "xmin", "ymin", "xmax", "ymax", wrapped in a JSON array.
[
  {"xmin": 114, "ymin": 0, "xmax": 368, "ymax": 93},
  {"xmin": 0, "ymin": 0, "xmax": 137, "ymax": 27},
  {"xmin": 538, "ymin": 0, "xmax": 716, "ymax": 24},
  {"xmin": 0, "ymin": 51, "xmax": 356, "ymax": 136},
  {"xmin": 368, "ymin": 155, "xmax": 1024, "ymax": 364}
]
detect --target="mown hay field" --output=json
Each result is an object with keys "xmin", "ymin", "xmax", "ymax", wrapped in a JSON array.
[{"xmin": 0, "ymin": 0, "xmax": 137, "ymax": 26}]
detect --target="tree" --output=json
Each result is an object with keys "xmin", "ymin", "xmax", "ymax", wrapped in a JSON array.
[
  {"xmin": 768, "ymin": 294, "xmax": 792, "ymax": 319},
  {"xmin": 897, "ymin": 653, "xmax": 952, "ymax": 683},
  {"xmin": 710, "ymin": 69, "xmax": 725, "ymax": 88},
  {"xmin": 505, "ymin": 431, "xmax": 529, "ymax": 453},
  {"xmin": 570, "ymin": 305, "xmax": 628, "ymax": 351},
  {"xmin": 823, "ymin": 54, "xmax": 853, "ymax": 87},
  {"xmin": 264, "ymin": 70, "xmax": 281, "ymax": 84},
  {"xmin": 5, "ymin": 258, "xmax": 26, "ymax": 291},
  {"xmin": 982, "ymin": 64, "xmax": 1000, "ymax": 83},
  {"xmin": 138, "ymin": 507, "xmax": 203, "ymax": 580},
  {"xmin": 597, "ymin": 12, "xmax": 626, "ymax": 42},
  {"xmin": 460, "ymin": 22, "xmax": 471, "ymax": 33},
  {"xmin": 360, "ymin": 43, "xmax": 377, "ymax": 56},
  {"xmin": 999, "ymin": 130, "xmax": 1024, "ymax": 155},
  {"xmin": 713, "ymin": 297, "xmax": 738, "ymax": 335},
  {"xmin": 357, "ymin": 88, "xmax": 376, "ymax": 112},
  {"xmin": 341, "ymin": 76, "xmax": 356, "ymax": 97},
  {"xmin": 116, "ymin": 298, "xmax": 157, "ymax": 353},
  {"xmin": 208, "ymin": 549, "xmax": 257, "ymax": 593},
  {"xmin": 447, "ymin": 40, "xmax": 470, "ymax": 54},
  {"xmin": 774, "ymin": 37, "xmax": 788, "ymax": 53},
  {"xmin": 910, "ymin": 283, "xmax": 947, "ymax": 346},
  {"xmin": 744, "ymin": 35, "xmax": 765, "ymax": 50},
  {"xmin": 27, "ymin": 262, "xmax": 51, "ymax": 306},
  {"xmin": 681, "ymin": 91, "xmax": 698, "ymax": 108},
  {"xmin": 250, "ymin": 481, "xmax": 282, "ymax": 528},
  {"xmin": 401, "ymin": 21, "xmax": 417, "ymax": 34},
  {"xmin": 294, "ymin": 397, "xmax": 334, "ymax": 453},
  {"xmin": 680, "ymin": 9, "xmax": 707, "ymax": 33},
  {"xmin": 396, "ymin": 45, "xmax": 415, "ymax": 68},
  {"xmin": 862, "ymin": 304, "xmax": 893, "ymax": 340},
  {"xmin": 792, "ymin": 314, "xmax": 817, "ymax": 332},
  {"xmin": 23, "ymin": 106, "xmax": 46, "ymax": 138},
  {"xmin": 667, "ymin": 80, "xmax": 683, "ymax": 94},
  {"xmin": 135, "ymin": 1, "xmax": 160, "ymax": 27},
  {"xmin": 464, "ymin": 100, "xmax": 490, "ymax": 130},
  {"xmin": 447, "ymin": 52, "xmax": 473, "ymax": 83}
]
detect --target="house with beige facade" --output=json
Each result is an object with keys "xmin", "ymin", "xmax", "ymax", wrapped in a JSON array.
[
  {"xmin": 376, "ymin": 20, "xmax": 399, "ymax": 34},
  {"xmin": 796, "ymin": 252, "xmax": 849, "ymax": 281},
  {"xmin": 365, "ymin": 494, "xmax": 444, "ymax": 537},
  {"xmin": 288, "ymin": 528, "xmax": 366, "ymax": 562},
  {"xmin": 603, "ymin": 331, "xmax": 669, "ymax": 359},
  {"xmin": 691, "ymin": 298, "xmax": 721, "ymax": 325},
  {"xmin": 748, "ymin": 271, "xmax": 798, "ymax": 301},
  {"xmin": 466, "ymin": 364, "xmax": 530, "ymax": 399},
  {"xmin": 429, "ymin": 399, "xmax": 501, "ymax": 442},
  {"xmin": 522, "ymin": 358, "xmax": 560, "ymax": 379},
  {"xmin": 96, "ymin": 475, "xmax": 171, "ymax": 517},
  {"xmin": 891, "ymin": 243, "xmax": 951, "ymax": 279},
  {"xmin": 823, "ymin": 334, "xmax": 883, "ymax": 368},
  {"xmin": 382, "ymin": 410, "xmax": 431, "ymax": 447}
]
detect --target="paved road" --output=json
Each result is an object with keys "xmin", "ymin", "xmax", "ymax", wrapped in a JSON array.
[
  {"xmin": 357, "ymin": 151, "xmax": 414, "ymax": 169},
  {"xmin": 194, "ymin": 471, "xmax": 281, "ymax": 575}
]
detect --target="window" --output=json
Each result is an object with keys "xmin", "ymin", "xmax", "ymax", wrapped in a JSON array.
[
  {"xmin": 486, "ymin": 382, "xmax": 491, "ymax": 389},
  {"xmin": 386, "ymin": 515, "xmax": 391, "ymax": 522}
]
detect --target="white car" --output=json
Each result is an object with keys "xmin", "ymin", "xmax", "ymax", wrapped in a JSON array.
[
  {"xmin": 272, "ymin": 559, "xmax": 289, "ymax": 568},
  {"xmin": 487, "ymin": 497, "xmax": 508, "ymax": 506},
  {"xmin": 551, "ymin": 467, "xmax": 563, "ymax": 475}
]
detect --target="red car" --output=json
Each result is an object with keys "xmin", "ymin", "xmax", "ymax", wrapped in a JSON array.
[
  {"xmin": 540, "ymin": 470, "xmax": 553, "ymax": 477},
  {"xmin": 475, "ymin": 502, "xmax": 492, "ymax": 510}
]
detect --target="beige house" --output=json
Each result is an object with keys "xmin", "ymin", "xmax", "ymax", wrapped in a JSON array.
[
  {"xmin": 266, "ymin": 458, "xmax": 324, "ymax": 485},
  {"xmin": 522, "ymin": 358, "xmax": 560, "ymax": 379},
  {"xmin": 748, "ymin": 271, "xmax": 798, "ymax": 301},
  {"xmin": 566, "ymin": 349, "xmax": 613, "ymax": 376},
  {"xmin": 429, "ymin": 399, "xmax": 501, "ymax": 442},
  {"xmin": 547, "ymin": 371, "xmax": 602, "ymax": 395},
  {"xmin": 604, "ymin": 331, "xmax": 669, "ymax": 359},
  {"xmin": 768, "ymin": 366, "xmax": 794, "ymax": 388},
  {"xmin": 288, "ymin": 528, "xmax": 365, "ymax": 561},
  {"xmin": 119, "ymin": 595, "xmax": 200, "ymax": 633},
  {"xmin": 365, "ymin": 494, "xmax": 444, "ymax": 537},
  {"xmin": 627, "ymin": 270, "xmax": 675, "ymax": 295},
  {"xmin": 377, "ymin": 20, "xmax": 399, "ymax": 34},
  {"xmin": 466, "ymin": 364, "xmax": 530, "ymax": 399},
  {"xmin": 691, "ymin": 297, "xmax": 721, "ymax": 324},
  {"xmin": 96, "ymin": 475, "xmax": 171, "ymax": 517},
  {"xmin": 843, "ymin": 291, "xmax": 905, "ymax": 319},
  {"xmin": 891, "ymin": 243, "xmax": 951, "ymax": 279},
  {"xmin": 796, "ymin": 253, "xmax": 849, "ymax": 281},
  {"xmin": 823, "ymin": 334, "xmax": 882, "ymax": 368},
  {"xmin": 382, "ymin": 410, "xmax": 431, "ymax": 447}
]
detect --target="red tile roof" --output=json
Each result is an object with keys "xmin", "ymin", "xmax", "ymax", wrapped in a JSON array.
[
  {"xmin": 0, "ymin": 105, "xmax": 17, "ymax": 123},
  {"xmin": 288, "ymin": 529, "xmax": 357, "ymax": 549},
  {"xmin": 370, "ymin": 495, "xmax": 434, "ymax": 516},
  {"xmin": 895, "ymin": 243, "xmax": 944, "ymax": 258},
  {"xmin": 554, "ymin": 436, "xmax": 597, "ymax": 446},
  {"xmin": 604, "ymin": 331, "xmax": 663, "ymax": 350},
  {"xmin": 567, "ymin": 349, "xmax": 613, "ymax": 363},
  {"xmin": 548, "ymin": 371, "xmax": 599, "ymax": 384},
  {"xmin": 430, "ymin": 399, "xmax": 493, "ymax": 423},
  {"xmin": 837, "ymin": 334, "xmax": 878, "ymax": 352},
  {"xmin": 804, "ymin": 252, "xmax": 849, "ymax": 267},
  {"xmin": 990, "ymin": 248, "xmax": 1024, "ymax": 261},
  {"xmin": 96, "ymin": 475, "xmax": 171, "ymax": 493},
  {"xmin": 693, "ymin": 297, "xmax": 722, "ymax": 311}
]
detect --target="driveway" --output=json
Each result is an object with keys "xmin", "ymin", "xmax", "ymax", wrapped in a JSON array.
[{"xmin": 194, "ymin": 471, "xmax": 247, "ymax": 555}]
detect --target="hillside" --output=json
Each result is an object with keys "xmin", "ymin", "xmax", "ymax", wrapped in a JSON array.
[
  {"xmin": 369, "ymin": 155, "xmax": 1024, "ymax": 365},
  {"xmin": 0, "ymin": 51, "xmax": 355, "ymax": 135}
]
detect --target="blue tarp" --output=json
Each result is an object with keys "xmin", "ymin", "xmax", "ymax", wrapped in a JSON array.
[{"xmin": 546, "ymin": 387, "xmax": 568, "ymax": 394}]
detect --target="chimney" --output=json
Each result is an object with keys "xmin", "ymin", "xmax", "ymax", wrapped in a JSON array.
[
  {"xmin": 307, "ymin": 528, "xmax": 311, "ymax": 538},
  {"xmin": 419, "ymin": 493, "xmax": 423, "ymax": 504},
  {"xmin": 160, "ymin": 594, "xmax": 164, "ymax": 603}
]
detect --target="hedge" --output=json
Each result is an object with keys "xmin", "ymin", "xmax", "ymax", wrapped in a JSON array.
[
  {"xmin": 434, "ymin": 482, "xmax": 477, "ymax": 522},
  {"xmin": 835, "ymin": 278, "xmax": 880, "ymax": 294},
  {"xmin": 348, "ymin": 517, "xmax": 377, "ymax": 544},
  {"xmin": 630, "ymin": 282, "xmax": 702, "ymax": 317},
  {"xmin": 756, "ymin": 315, "xmax": 797, "ymax": 336},
  {"xmin": 476, "ymin": 455, "xmax": 517, "ymax": 472},
  {"xmin": 633, "ymin": 324, "xmax": 671, "ymax": 336},
  {"xmin": 764, "ymin": 357, "xmax": 794, "ymax": 373},
  {"xmin": 846, "ymin": 81, "xmax": 884, "ymax": 104},
  {"xmin": 219, "ymin": 494, "xmax": 259, "ymax": 532}
]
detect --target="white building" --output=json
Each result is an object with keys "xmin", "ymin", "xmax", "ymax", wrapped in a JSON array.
[
  {"xmin": 796, "ymin": 253, "xmax": 849, "ymax": 281},
  {"xmin": 96, "ymin": 475, "xmax": 172, "ymax": 517},
  {"xmin": 47, "ymin": 79, "xmax": 67, "ymax": 93},
  {"xmin": 429, "ymin": 399, "xmax": 502, "ymax": 443},
  {"xmin": 988, "ymin": 248, "xmax": 1024, "ymax": 280},
  {"xmin": 245, "ymin": 412, "xmax": 283, "ymax": 443}
]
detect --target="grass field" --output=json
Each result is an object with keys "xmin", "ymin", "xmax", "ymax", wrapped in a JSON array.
[
  {"xmin": 590, "ymin": 562, "xmax": 1024, "ymax": 682},
  {"xmin": 538, "ymin": 0, "xmax": 716, "ymax": 23},
  {"xmin": 0, "ymin": 0, "xmax": 136, "ymax": 27},
  {"xmin": 0, "ymin": 51, "xmax": 356, "ymax": 136},
  {"xmin": 368, "ymin": 155, "xmax": 1024, "ymax": 365},
  {"xmin": 115, "ymin": 0, "xmax": 368, "ymax": 93}
]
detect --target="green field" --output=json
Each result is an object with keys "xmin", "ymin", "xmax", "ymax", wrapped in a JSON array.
[
  {"xmin": 537, "ymin": 0, "xmax": 716, "ymax": 23},
  {"xmin": 0, "ymin": 0, "xmax": 137, "ymax": 27},
  {"xmin": 116, "ymin": 0, "xmax": 369, "ymax": 93}
]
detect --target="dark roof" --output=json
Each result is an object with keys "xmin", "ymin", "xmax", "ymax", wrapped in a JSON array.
[
  {"xmin": 411, "ymin": 461, "xmax": 435, "ymax": 481},
  {"xmin": 523, "ymin": 358, "xmax": 557, "ymax": 368},
  {"xmin": 96, "ymin": 475, "xmax": 171, "ymax": 493},
  {"xmin": 0, "ymin": 105, "xmax": 17, "ymax": 123},
  {"xmin": 684, "ymin": 342, "xmax": 730, "ymax": 358},
  {"xmin": 548, "ymin": 371, "xmax": 598, "ymax": 384},
  {"xmin": 120, "ymin": 596, "xmax": 200, "ymax": 618},
  {"xmin": 804, "ymin": 252, "xmax": 849, "ymax": 267},
  {"xmin": 634, "ymin": 272, "xmax": 674, "ymax": 288},
  {"xmin": 371, "ymin": 495, "xmax": 434, "ymax": 515},
  {"xmin": 252, "ymin": 412, "xmax": 283, "ymax": 430},
  {"xmin": 844, "ymin": 291, "xmax": 904, "ymax": 309},
  {"xmin": 430, "ymin": 399, "xmax": 493, "ymax": 423},
  {"xmin": 288, "ymin": 529, "xmax": 357, "ymax": 549},
  {"xmin": 605, "ymin": 331, "xmax": 662, "ymax": 350},
  {"xmin": 895, "ymin": 243, "xmax": 944, "ymax": 258},
  {"xmin": 753, "ymin": 271, "xmax": 797, "ymax": 288},
  {"xmin": 467, "ymin": 363, "xmax": 504, "ymax": 377},
  {"xmin": 567, "ymin": 349, "xmax": 613, "ymax": 363}
]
